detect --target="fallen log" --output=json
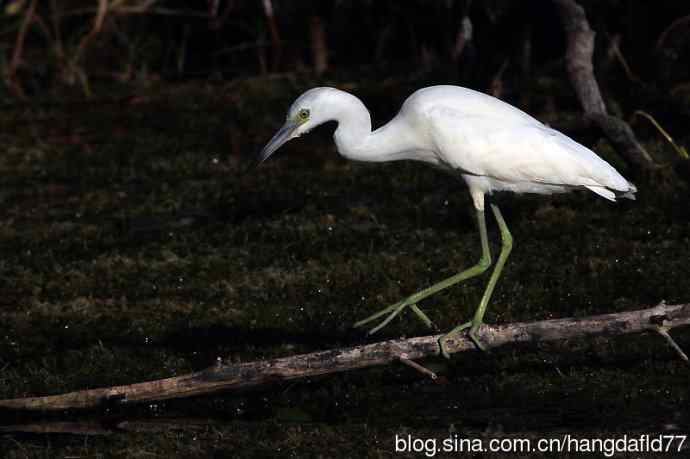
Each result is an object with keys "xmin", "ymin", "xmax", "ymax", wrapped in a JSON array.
[{"xmin": 0, "ymin": 302, "xmax": 687, "ymax": 412}]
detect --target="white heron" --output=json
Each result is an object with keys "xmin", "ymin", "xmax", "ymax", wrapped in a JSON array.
[{"xmin": 254, "ymin": 85, "xmax": 636, "ymax": 358}]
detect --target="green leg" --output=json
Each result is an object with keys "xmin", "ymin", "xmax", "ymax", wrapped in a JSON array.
[
  {"xmin": 439, "ymin": 203, "xmax": 513, "ymax": 358},
  {"xmin": 354, "ymin": 209, "xmax": 492, "ymax": 335}
]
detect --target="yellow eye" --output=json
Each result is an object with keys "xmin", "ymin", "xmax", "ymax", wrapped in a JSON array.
[{"xmin": 298, "ymin": 109, "xmax": 310, "ymax": 120}]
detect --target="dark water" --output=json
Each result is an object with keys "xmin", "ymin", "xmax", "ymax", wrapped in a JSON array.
[{"xmin": 1, "ymin": 81, "xmax": 689, "ymax": 457}]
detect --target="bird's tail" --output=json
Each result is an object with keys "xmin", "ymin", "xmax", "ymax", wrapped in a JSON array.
[
  {"xmin": 619, "ymin": 181, "xmax": 637, "ymax": 200},
  {"xmin": 619, "ymin": 191, "xmax": 636, "ymax": 200},
  {"xmin": 585, "ymin": 181, "xmax": 637, "ymax": 201}
]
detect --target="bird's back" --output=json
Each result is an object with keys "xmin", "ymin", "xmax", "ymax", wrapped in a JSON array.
[{"xmin": 401, "ymin": 85, "xmax": 540, "ymax": 126}]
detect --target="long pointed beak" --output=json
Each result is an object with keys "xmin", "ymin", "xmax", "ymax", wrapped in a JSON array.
[{"xmin": 246, "ymin": 120, "xmax": 298, "ymax": 173}]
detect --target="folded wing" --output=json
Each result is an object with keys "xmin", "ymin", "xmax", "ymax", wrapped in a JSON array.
[{"xmin": 428, "ymin": 106, "xmax": 634, "ymax": 197}]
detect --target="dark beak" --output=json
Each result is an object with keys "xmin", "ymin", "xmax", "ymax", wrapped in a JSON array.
[{"xmin": 245, "ymin": 120, "xmax": 298, "ymax": 173}]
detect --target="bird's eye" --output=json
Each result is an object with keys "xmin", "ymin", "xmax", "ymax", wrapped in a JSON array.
[{"xmin": 298, "ymin": 109, "xmax": 310, "ymax": 120}]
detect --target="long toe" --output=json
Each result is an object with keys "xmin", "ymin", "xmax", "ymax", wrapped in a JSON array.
[
  {"xmin": 367, "ymin": 300, "xmax": 411, "ymax": 335},
  {"xmin": 409, "ymin": 304, "xmax": 435, "ymax": 329},
  {"xmin": 353, "ymin": 301, "xmax": 402, "ymax": 328}
]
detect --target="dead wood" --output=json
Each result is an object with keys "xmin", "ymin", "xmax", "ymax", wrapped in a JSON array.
[{"xmin": 0, "ymin": 302, "xmax": 687, "ymax": 413}]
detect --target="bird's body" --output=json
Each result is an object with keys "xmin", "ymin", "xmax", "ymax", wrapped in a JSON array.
[
  {"xmin": 256, "ymin": 85, "xmax": 636, "ymax": 357},
  {"xmin": 300, "ymin": 85, "xmax": 635, "ymax": 211}
]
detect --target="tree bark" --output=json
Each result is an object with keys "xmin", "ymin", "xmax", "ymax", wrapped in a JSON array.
[
  {"xmin": 553, "ymin": 0, "xmax": 655, "ymax": 173},
  {"xmin": 0, "ymin": 303, "xmax": 687, "ymax": 412}
]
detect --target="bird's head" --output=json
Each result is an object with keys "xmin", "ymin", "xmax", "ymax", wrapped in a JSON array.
[{"xmin": 252, "ymin": 87, "xmax": 341, "ymax": 167}]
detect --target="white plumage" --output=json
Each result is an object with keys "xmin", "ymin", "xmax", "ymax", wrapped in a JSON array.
[{"xmin": 256, "ymin": 85, "xmax": 636, "ymax": 357}]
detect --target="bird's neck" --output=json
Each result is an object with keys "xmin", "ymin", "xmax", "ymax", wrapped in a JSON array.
[
  {"xmin": 331, "ymin": 92, "xmax": 372, "ymax": 160},
  {"xmin": 331, "ymin": 92, "xmax": 420, "ymax": 163}
]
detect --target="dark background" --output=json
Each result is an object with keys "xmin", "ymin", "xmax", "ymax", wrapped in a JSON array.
[{"xmin": 3, "ymin": 1, "xmax": 690, "ymax": 96}]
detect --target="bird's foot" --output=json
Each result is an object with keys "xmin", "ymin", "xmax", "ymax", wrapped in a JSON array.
[
  {"xmin": 438, "ymin": 320, "xmax": 486, "ymax": 359},
  {"xmin": 354, "ymin": 297, "xmax": 435, "ymax": 335}
]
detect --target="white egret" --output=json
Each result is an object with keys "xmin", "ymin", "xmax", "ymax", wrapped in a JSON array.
[{"xmin": 255, "ymin": 85, "xmax": 636, "ymax": 358}]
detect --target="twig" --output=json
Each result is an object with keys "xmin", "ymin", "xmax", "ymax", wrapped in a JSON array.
[
  {"xmin": 489, "ymin": 58, "xmax": 510, "ymax": 98},
  {"xmin": 452, "ymin": 14, "xmax": 473, "ymax": 62},
  {"xmin": 8, "ymin": 0, "xmax": 37, "ymax": 74},
  {"xmin": 631, "ymin": 111, "xmax": 689, "ymax": 160},
  {"xmin": 6, "ymin": 0, "xmax": 38, "ymax": 98},
  {"xmin": 399, "ymin": 354, "xmax": 437, "ymax": 380},
  {"xmin": 656, "ymin": 327, "xmax": 689, "ymax": 363},
  {"xmin": 262, "ymin": 0, "xmax": 282, "ymax": 72},
  {"xmin": 309, "ymin": 16, "xmax": 328, "ymax": 76},
  {"xmin": 655, "ymin": 14, "xmax": 690, "ymax": 52},
  {"xmin": 0, "ymin": 302, "xmax": 687, "ymax": 413},
  {"xmin": 50, "ymin": 7, "xmax": 208, "ymax": 18},
  {"xmin": 71, "ymin": 0, "xmax": 108, "ymax": 80},
  {"xmin": 606, "ymin": 34, "xmax": 642, "ymax": 84},
  {"xmin": 49, "ymin": 0, "xmax": 65, "ymax": 62}
]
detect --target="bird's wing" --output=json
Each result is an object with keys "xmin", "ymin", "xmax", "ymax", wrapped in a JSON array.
[{"xmin": 427, "ymin": 107, "xmax": 628, "ymax": 191}]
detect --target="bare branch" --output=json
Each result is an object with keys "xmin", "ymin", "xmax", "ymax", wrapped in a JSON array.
[
  {"xmin": 0, "ymin": 303, "xmax": 687, "ymax": 413},
  {"xmin": 5, "ymin": 0, "xmax": 38, "ymax": 97}
]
